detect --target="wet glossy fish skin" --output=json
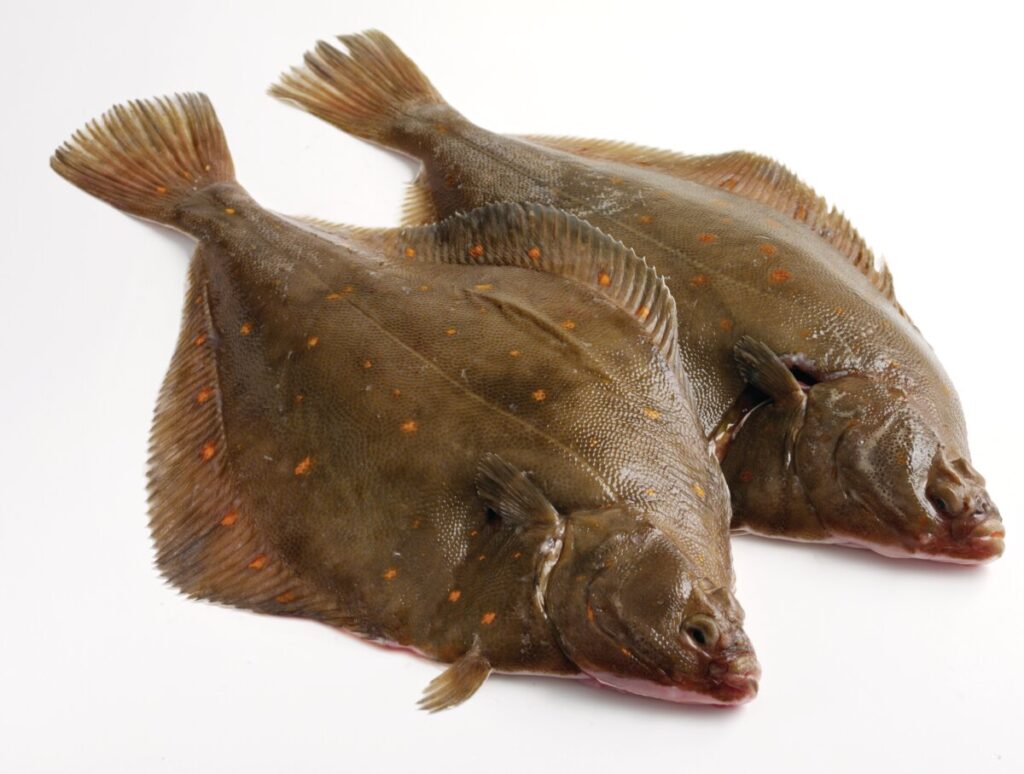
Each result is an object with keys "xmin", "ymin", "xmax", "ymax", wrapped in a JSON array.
[
  {"xmin": 271, "ymin": 32, "xmax": 1003, "ymax": 563},
  {"xmin": 50, "ymin": 94, "xmax": 757, "ymax": 707}
]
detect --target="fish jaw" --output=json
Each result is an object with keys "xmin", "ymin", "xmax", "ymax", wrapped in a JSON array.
[
  {"xmin": 737, "ymin": 518, "xmax": 1005, "ymax": 564},
  {"xmin": 583, "ymin": 667, "xmax": 759, "ymax": 706}
]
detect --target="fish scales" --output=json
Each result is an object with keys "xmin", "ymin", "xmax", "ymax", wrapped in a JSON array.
[
  {"xmin": 51, "ymin": 94, "xmax": 758, "ymax": 708},
  {"xmin": 272, "ymin": 31, "xmax": 1004, "ymax": 563}
]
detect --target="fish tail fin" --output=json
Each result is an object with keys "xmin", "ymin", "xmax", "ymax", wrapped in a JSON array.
[
  {"xmin": 270, "ymin": 30, "xmax": 457, "ymax": 150},
  {"xmin": 50, "ymin": 93, "xmax": 236, "ymax": 226}
]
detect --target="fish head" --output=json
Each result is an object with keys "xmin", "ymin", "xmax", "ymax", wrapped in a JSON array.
[
  {"xmin": 547, "ymin": 512, "xmax": 759, "ymax": 705},
  {"xmin": 798, "ymin": 373, "xmax": 1003, "ymax": 563}
]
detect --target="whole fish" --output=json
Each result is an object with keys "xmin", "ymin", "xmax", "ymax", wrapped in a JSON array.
[
  {"xmin": 272, "ymin": 31, "xmax": 1003, "ymax": 563},
  {"xmin": 51, "ymin": 94, "xmax": 758, "ymax": 708}
]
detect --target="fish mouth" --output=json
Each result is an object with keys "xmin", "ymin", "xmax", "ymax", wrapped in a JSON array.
[
  {"xmin": 707, "ymin": 651, "xmax": 761, "ymax": 704},
  {"xmin": 904, "ymin": 515, "xmax": 1005, "ymax": 564}
]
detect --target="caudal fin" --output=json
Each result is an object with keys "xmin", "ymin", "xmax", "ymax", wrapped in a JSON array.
[
  {"xmin": 270, "ymin": 30, "xmax": 454, "ymax": 147},
  {"xmin": 50, "ymin": 93, "xmax": 235, "ymax": 225}
]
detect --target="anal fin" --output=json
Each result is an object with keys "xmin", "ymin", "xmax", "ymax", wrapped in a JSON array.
[
  {"xmin": 148, "ymin": 253, "xmax": 350, "ymax": 627},
  {"xmin": 418, "ymin": 643, "xmax": 492, "ymax": 712}
]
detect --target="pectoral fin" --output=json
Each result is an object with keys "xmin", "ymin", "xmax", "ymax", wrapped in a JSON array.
[
  {"xmin": 733, "ymin": 337, "xmax": 805, "ymax": 406},
  {"xmin": 476, "ymin": 454, "xmax": 560, "ymax": 529},
  {"xmin": 418, "ymin": 645, "xmax": 492, "ymax": 712},
  {"xmin": 734, "ymin": 337, "xmax": 806, "ymax": 466}
]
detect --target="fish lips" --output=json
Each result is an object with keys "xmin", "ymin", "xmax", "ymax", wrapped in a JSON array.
[{"xmin": 926, "ymin": 515, "xmax": 1005, "ymax": 564}]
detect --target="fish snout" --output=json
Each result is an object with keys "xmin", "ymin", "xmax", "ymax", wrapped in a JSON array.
[{"xmin": 925, "ymin": 455, "xmax": 1003, "ymax": 560}]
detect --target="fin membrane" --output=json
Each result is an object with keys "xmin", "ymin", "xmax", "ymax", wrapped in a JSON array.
[
  {"xmin": 147, "ymin": 254, "xmax": 350, "ymax": 627},
  {"xmin": 271, "ymin": 30, "xmax": 450, "ymax": 147},
  {"xmin": 393, "ymin": 202, "xmax": 681, "ymax": 374},
  {"xmin": 51, "ymin": 93, "xmax": 234, "ymax": 225},
  {"xmin": 522, "ymin": 135, "xmax": 908, "ymax": 320},
  {"xmin": 419, "ymin": 645, "xmax": 492, "ymax": 712},
  {"xmin": 733, "ymin": 336, "xmax": 804, "ymax": 404},
  {"xmin": 476, "ymin": 454, "xmax": 560, "ymax": 528}
]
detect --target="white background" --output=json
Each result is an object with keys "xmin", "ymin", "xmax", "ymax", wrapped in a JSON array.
[{"xmin": 2, "ymin": 1, "xmax": 1022, "ymax": 772}]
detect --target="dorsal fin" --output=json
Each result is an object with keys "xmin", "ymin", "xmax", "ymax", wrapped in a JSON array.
[
  {"xmin": 391, "ymin": 202, "xmax": 682, "ymax": 373},
  {"xmin": 521, "ymin": 135, "xmax": 910, "ymax": 321}
]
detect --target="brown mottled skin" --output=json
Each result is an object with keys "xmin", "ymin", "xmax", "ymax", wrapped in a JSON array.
[
  {"xmin": 50, "ymin": 94, "xmax": 758, "ymax": 708},
  {"xmin": 272, "ymin": 31, "xmax": 1003, "ymax": 563}
]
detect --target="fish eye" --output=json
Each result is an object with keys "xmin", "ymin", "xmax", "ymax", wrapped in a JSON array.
[{"xmin": 684, "ymin": 615, "xmax": 719, "ymax": 648}]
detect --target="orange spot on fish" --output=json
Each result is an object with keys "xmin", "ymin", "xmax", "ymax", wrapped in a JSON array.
[
  {"xmin": 196, "ymin": 387, "xmax": 214, "ymax": 404},
  {"xmin": 404, "ymin": 246, "xmax": 417, "ymax": 258},
  {"xmin": 200, "ymin": 442, "xmax": 216, "ymax": 461},
  {"xmin": 401, "ymin": 419, "xmax": 419, "ymax": 433},
  {"xmin": 193, "ymin": 333, "xmax": 207, "ymax": 346},
  {"xmin": 448, "ymin": 590, "xmax": 462, "ymax": 602},
  {"xmin": 770, "ymin": 268, "xmax": 791, "ymax": 284},
  {"xmin": 609, "ymin": 176, "xmax": 624, "ymax": 185},
  {"xmin": 419, "ymin": 284, "xmax": 431, "ymax": 292},
  {"xmin": 275, "ymin": 591, "xmax": 295, "ymax": 604},
  {"xmin": 690, "ymin": 274, "xmax": 708, "ymax": 287},
  {"xmin": 481, "ymin": 612, "xmax": 497, "ymax": 625},
  {"xmin": 587, "ymin": 605, "xmax": 595, "ymax": 622},
  {"xmin": 474, "ymin": 283, "xmax": 494, "ymax": 291},
  {"xmin": 477, "ymin": 554, "xmax": 486, "ymax": 561},
  {"xmin": 532, "ymin": 389, "xmax": 547, "ymax": 402},
  {"xmin": 645, "ymin": 488, "xmax": 657, "ymax": 497},
  {"xmin": 527, "ymin": 247, "xmax": 542, "ymax": 261},
  {"xmin": 795, "ymin": 204, "xmax": 809, "ymax": 220},
  {"xmin": 325, "ymin": 292, "xmax": 342, "ymax": 300},
  {"xmin": 220, "ymin": 509, "xmax": 238, "ymax": 527},
  {"xmin": 692, "ymin": 482, "xmax": 706, "ymax": 500},
  {"xmin": 342, "ymin": 284, "xmax": 355, "ymax": 294},
  {"xmin": 306, "ymin": 335, "xmax": 319, "ymax": 349},
  {"xmin": 739, "ymin": 470, "xmax": 755, "ymax": 483},
  {"xmin": 637, "ymin": 305, "xmax": 650, "ymax": 320},
  {"xmin": 508, "ymin": 349, "xmax": 522, "ymax": 358},
  {"xmin": 411, "ymin": 518, "xmax": 421, "ymax": 528},
  {"xmin": 469, "ymin": 529, "xmax": 479, "ymax": 537},
  {"xmin": 719, "ymin": 318, "xmax": 734, "ymax": 332},
  {"xmin": 561, "ymin": 320, "xmax": 577, "ymax": 330},
  {"xmin": 445, "ymin": 327, "xmax": 457, "ymax": 336},
  {"xmin": 224, "ymin": 207, "xmax": 236, "ymax": 216},
  {"xmin": 512, "ymin": 551, "xmax": 523, "ymax": 560},
  {"xmin": 697, "ymin": 232, "xmax": 717, "ymax": 244},
  {"xmin": 721, "ymin": 177, "xmax": 738, "ymax": 191},
  {"xmin": 294, "ymin": 456, "xmax": 313, "ymax": 476},
  {"xmin": 155, "ymin": 185, "xmax": 168, "ymax": 194},
  {"xmin": 638, "ymin": 214, "xmax": 653, "ymax": 225},
  {"xmin": 392, "ymin": 388, "xmax": 402, "ymax": 397},
  {"xmin": 835, "ymin": 306, "xmax": 845, "ymax": 316},
  {"xmin": 598, "ymin": 271, "xmax": 612, "ymax": 286},
  {"xmin": 239, "ymin": 322, "xmax": 253, "ymax": 336},
  {"xmin": 468, "ymin": 244, "xmax": 485, "ymax": 258},
  {"xmin": 620, "ymin": 646, "xmax": 633, "ymax": 658},
  {"xmin": 362, "ymin": 359, "xmax": 373, "ymax": 369},
  {"xmin": 248, "ymin": 554, "xmax": 267, "ymax": 570},
  {"xmin": 294, "ymin": 393, "xmax": 305, "ymax": 404},
  {"xmin": 759, "ymin": 243, "xmax": 778, "ymax": 257},
  {"xmin": 383, "ymin": 567, "xmax": 398, "ymax": 580},
  {"xmin": 643, "ymin": 407, "xmax": 661, "ymax": 419}
]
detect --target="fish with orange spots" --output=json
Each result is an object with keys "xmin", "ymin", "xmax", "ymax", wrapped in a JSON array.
[
  {"xmin": 272, "ymin": 31, "xmax": 1003, "ymax": 563},
  {"xmin": 51, "ymin": 95, "xmax": 758, "ymax": 709}
]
